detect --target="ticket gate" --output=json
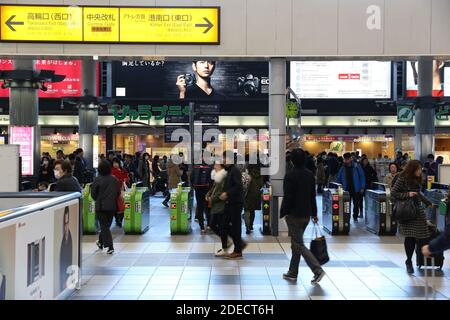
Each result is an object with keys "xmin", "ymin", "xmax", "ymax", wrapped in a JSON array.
[
  {"xmin": 82, "ymin": 183, "xmax": 97, "ymax": 235},
  {"xmin": 123, "ymin": 183, "xmax": 150, "ymax": 234},
  {"xmin": 365, "ymin": 183, "xmax": 397, "ymax": 236},
  {"xmin": 322, "ymin": 183, "xmax": 351, "ymax": 235},
  {"xmin": 424, "ymin": 183, "xmax": 449, "ymax": 231},
  {"xmin": 260, "ymin": 185, "xmax": 271, "ymax": 235},
  {"xmin": 170, "ymin": 183, "xmax": 192, "ymax": 235}
]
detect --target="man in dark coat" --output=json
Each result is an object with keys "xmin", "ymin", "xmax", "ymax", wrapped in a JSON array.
[
  {"xmin": 220, "ymin": 152, "xmax": 247, "ymax": 259},
  {"xmin": 281, "ymin": 148, "xmax": 325, "ymax": 285}
]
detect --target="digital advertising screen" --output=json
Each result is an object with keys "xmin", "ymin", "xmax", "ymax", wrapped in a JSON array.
[
  {"xmin": 111, "ymin": 60, "xmax": 269, "ymax": 101},
  {"xmin": 0, "ymin": 59, "xmax": 82, "ymax": 98},
  {"xmin": 405, "ymin": 60, "xmax": 450, "ymax": 97},
  {"xmin": 290, "ymin": 61, "xmax": 392, "ymax": 99}
]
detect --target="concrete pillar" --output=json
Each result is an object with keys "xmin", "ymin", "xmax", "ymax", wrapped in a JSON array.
[
  {"xmin": 415, "ymin": 58, "xmax": 435, "ymax": 162},
  {"xmin": 9, "ymin": 59, "xmax": 40, "ymax": 178},
  {"xmin": 269, "ymin": 58, "xmax": 286, "ymax": 236},
  {"xmin": 394, "ymin": 128, "xmax": 403, "ymax": 154},
  {"xmin": 79, "ymin": 59, "xmax": 98, "ymax": 170}
]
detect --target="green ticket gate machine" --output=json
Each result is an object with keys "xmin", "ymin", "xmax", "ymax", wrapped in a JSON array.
[
  {"xmin": 260, "ymin": 185, "xmax": 271, "ymax": 235},
  {"xmin": 170, "ymin": 183, "xmax": 192, "ymax": 235},
  {"xmin": 322, "ymin": 183, "xmax": 351, "ymax": 235},
  {"xmin": 424, "ymin": 183, "xmax": 449, "ymax": 231},
  {"xmin": 365, "ymin": 183, "xmax": 397, "ymax": 236},
  {"xmin": 82, "ymin": 183, "xmax": 97, "ymax": 235},
  {"xmin": 124, "ymin": 183, "xmax": 150, "ymax": 234}
]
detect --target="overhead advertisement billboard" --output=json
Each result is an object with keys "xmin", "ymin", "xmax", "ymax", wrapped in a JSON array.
[
  {"xmin": 290, "ymin": 61, "xmax": 392, "ymax": 99},
  {"xmin": 405, "ymin": 60, "xmax": 450, "ymax": 97},
  {"xmin": 0, "ymin": 59, "xmax": 82, "ymax": 98},
  {"xmin": 112, "ymin": 60, "xmax": 269, "ymax": 101},
  {"xmin": 9, "ymin": 126, "xmax": 34, "ymax": 176}
]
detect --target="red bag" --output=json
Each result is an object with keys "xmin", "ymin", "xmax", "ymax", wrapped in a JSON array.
[{"xmin": 117, "ymin": 180, "xmax": 125, "ymax": 213}]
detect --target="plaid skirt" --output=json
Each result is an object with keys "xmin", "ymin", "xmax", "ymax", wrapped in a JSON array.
[{"xmin": 398, "ymin": 209, "xmax": 430, "ymax": 239}]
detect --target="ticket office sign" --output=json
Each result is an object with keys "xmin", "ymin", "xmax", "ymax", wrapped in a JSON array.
[{"xmin": 0, "ymin": 5, "xmax": 220, "ymax": 44}]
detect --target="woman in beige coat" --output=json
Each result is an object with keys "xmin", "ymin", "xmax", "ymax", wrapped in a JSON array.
[{"xmin": 162, "ymin": 157, "xmax": 181, "ymax": 207}]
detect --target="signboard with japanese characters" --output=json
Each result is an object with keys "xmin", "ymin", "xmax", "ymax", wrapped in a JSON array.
[{"xmin": 0, "ymin": 5, "xmax": 220, "ymax": 44}]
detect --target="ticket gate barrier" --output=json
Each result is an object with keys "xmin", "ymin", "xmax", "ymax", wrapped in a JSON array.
[
  {"xmin": 170, "ymin": 183, "xmax": 192, "ymax": 235},
  {"xmin": 322, "ymin": 183, "xmax": 351, "ymax": 235},
  {"xmin": 124, "ymin": 183, "xmax": 150, "ymax": 234},
  {"xmin": 82, "ymin": 183, "xmax": 97, "ymax": 235},
  {"xmin": 365, "ymin": 183, "xmax": 397, "ymax": 236},
  {"xmin": 424, "ymin": 183, "xmax": 449, "ymax": 231},
  {"xmin": 260, "ymin": 185, "xmax": 271, "ymax": 235}
]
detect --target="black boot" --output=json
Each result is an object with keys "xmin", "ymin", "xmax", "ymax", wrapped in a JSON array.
[{"xmin": 405, "ymin": 260, "xmax": 414, "ymax": 274}]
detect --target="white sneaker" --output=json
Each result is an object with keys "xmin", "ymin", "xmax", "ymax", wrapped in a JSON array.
[{"xmin": 215, "ymin": 249, "xmax": 228, "ymax": 257}]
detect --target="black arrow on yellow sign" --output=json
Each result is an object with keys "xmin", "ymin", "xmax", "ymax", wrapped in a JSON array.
[
  {"xmin": 5, "ymin": 15, "xmax": 24, "ymax": 32},
  {"xmin": 195, "ymin": 17, "xmax": 213, "ymax": 34}
]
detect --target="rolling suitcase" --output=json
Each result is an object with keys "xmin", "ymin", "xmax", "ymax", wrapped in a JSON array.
[
  {"xmin": 424, "ymin": 257, "xmax": 436, "ymax": 300},
  {"xmin": 416, "ymin": 223, "xmax": 445, "ymax": 270}
]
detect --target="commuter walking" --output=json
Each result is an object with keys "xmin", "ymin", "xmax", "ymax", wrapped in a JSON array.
[
  {"xmin": 162, "ymin": 157, "xmax": 182, "ymax": 207},
  {"xmin": 336, "ymin": 152, "xmax": 365, "ymax": 222},
  {"xmin": 384, "ymin": 162, "xmax": 399, "ymax": 189},
  {"xmin": 206, "ymin": 162, "xmax": 230, "ymax": 256},
  {"xmin": 138, "ymin": 153, "xmax": 152, "ymax": 189},
  {"xmin": 280, "ymin": 148, "xmax": 326, "ymax": 285},
  {"xmin": 53, "ymin": 160, "xmax": 82, "ymax": 193},
  {"xmin": 124, "ymin": 154, "xmax": 137, "ymax": 185},
  {"xmin": 192, "ymin": 161, "xmax": 212, "ymax": 234},
  {"xmin": 111, "ymin": 157, "xmax": 129, "ymax": 228},
  {"xmin": 391, "ymin": 160, "xmax": 434, "ymax": 274},
  {"xmin": 221, "ymin": 152, "xmax": 247, "ymax": 259},
  {"xmin": 244, "ymin": 163, "xmax": 263, "ymax": 234},
  {"xmin": 316, "ymin": 157, "xmax": 326, "ymax": 194},
  {"xmin": 90, "ymin": 161, "xmax": 121, "ymax": 255}
]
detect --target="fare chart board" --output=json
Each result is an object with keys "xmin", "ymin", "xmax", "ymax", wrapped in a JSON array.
[{"xmin": 0, "ymin": 5, "xmax": 220, "ymax": 44}]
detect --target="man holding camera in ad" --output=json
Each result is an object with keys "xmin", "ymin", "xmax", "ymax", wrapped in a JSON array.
[{"xmin": 176, "ymin": 61, "xmax": 223, "ymax": 100}]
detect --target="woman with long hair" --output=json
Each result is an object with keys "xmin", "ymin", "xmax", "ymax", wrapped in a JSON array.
[{"xmin": 391, "ymin": 160, "xmax": 434, "ymax": 274}]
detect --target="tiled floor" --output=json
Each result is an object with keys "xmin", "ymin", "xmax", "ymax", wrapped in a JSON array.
[{"xmin": 73, "ymin": 194, "xmax": 450, "ymax": 300}]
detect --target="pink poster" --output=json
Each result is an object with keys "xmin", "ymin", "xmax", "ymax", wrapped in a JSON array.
[
  {"xmin": 0, "ymin": 59, "xmax": 83, "ymax": 98},
  {"xmin": 9, "ymin": 126, "xmax": 34, "ymax": 176}
]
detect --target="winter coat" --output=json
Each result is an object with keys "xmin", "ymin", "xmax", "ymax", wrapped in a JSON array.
[
  {"xmin": 223, "ymin": 165, "xmax": 244, "ymax": 204},
  {"xmin": 391, "ymin": 174, "xmax": 431, "ymax": 239},
  {"xmin": 138, "ymin": 159, "xmax": 152, "ymax": 188},
  {"xmin": 206, "ymin": 169, "xmax": 227, "ymax": 215},
  {"xmin": 167, "ymin": 160, "xmax": 181, "ymax": 189},
  {"xmin": 191, "ymin": 165, "xmax": 212, "ymax": 189},
  {"xmin": 112, "ymin": 167, "xmax": 130, "ymax": 188},
  {"xmin": 281, "ymin": 167, "xmax": 317, "ymax": 218},
  {"xmin": 90, "ymin": 175, "xmax": 121, "ymax": 213},
  {"xmin": 54, "ymin": 174, "xmax": 82, "ymax": 193},
  {"xmin": 244, "ymin": 165, "xmax": 263, "ymax": 211},
  {"xmin": 316, "ymin": 163, "xmax": 326, "ymax": 185},
  {"xmin": 384, "ymin": 173, "xmax": 398, "ymax": 189},
  {"xmin": 336, "ymin": 163, "xmax": 366, "ymax": 194}
]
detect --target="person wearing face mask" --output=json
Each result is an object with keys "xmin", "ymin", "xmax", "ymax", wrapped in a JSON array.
[
  {"xmin": 111, "ymin": 157, "xmax": 129, "ymax": 227},
  {"xmin": 53, "ymin": 160, "xmax": 82, "ymax": 193},
  {"xmin": 138, "ymin": 153, "xmax": 152, "ymax": 189},
  {"xmin": 206, "ymin": 162, "xmax": 230, "ymax": 256},
  {"xmin": 38, "ymin": 156, "xmax": 55, "ymax": 184}
]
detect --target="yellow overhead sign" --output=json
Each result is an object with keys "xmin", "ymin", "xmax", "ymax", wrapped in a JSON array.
[{"xmin": 0, "ymin": 5, "xmax": 220, "ymax": 44}]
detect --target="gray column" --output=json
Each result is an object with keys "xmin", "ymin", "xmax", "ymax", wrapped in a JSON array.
[
  {"xmin": 9, "ymin": 59, "xmax": 40, "ymax": 178},
  {"xmin": 269, "ymin": 58, "xmax": 286, "ymax": 236},
  {"xmin": 415, "ymin": 58, "xmax": 435, "ymax": 162},
  {"xmin": 79, "ymin": 59, "xmax": 98, "ymax": 170},
  {"xmin": 394, "ymin": 128, "xmax": 403, "ymax": 153}
]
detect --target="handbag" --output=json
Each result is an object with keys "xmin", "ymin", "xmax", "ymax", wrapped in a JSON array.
[
  {"xmin": 394, "ymin": 197, "xmax": 419, "ymax": 223},
  {"xmin": 310, "ymin": 223, "xmax": 330, "ymax": 265}
]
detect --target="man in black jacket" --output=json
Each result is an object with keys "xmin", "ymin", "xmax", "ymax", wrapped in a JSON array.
[
  {"xmin": 281, "ymin": 148, "xmax": 325, "ymax": 285},
  {"xmin": 192, "ymin": 161, "xmax": 212, "ymax": 233},
  {"xmin": 53, "ymin": 160, "xmax": 82, "ymax": 193},
  {"xmin": 220, "ymin": 152, "xmax": 247, "ymax": 259}
]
